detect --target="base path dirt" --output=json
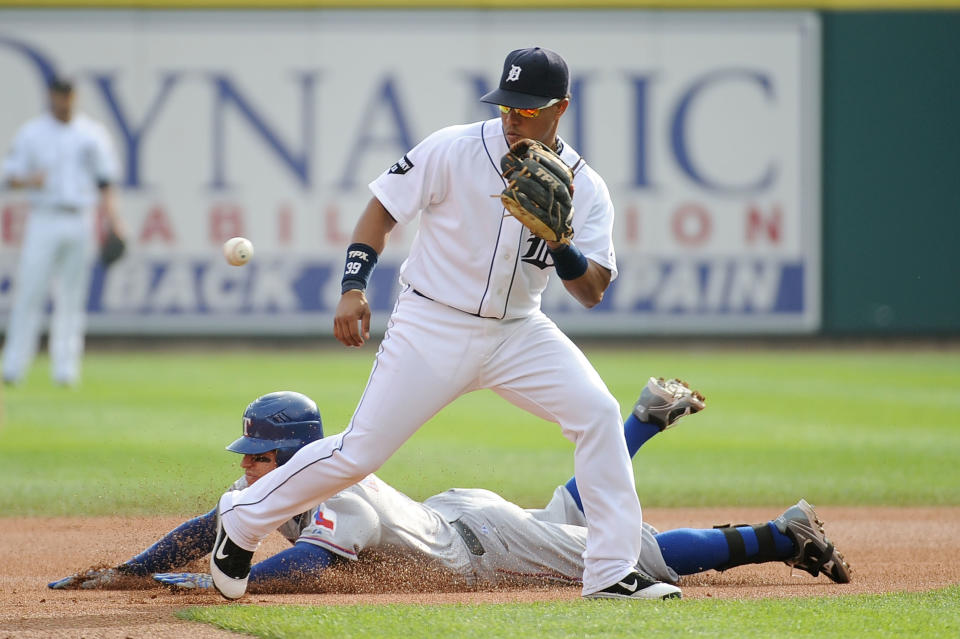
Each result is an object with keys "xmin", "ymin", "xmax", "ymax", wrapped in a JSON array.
[{"xmin": 2, "ymin": 506, "xmax": 958, "ymax": 638}]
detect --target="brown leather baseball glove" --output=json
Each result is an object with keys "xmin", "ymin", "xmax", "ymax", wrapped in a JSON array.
[
  {"xmin": 498, "ymin": 138, "xmax": 574, "ymax": 245},
  {"xmin": 99, "ymin": 228, "xmax": 126, "ymax": 267}
]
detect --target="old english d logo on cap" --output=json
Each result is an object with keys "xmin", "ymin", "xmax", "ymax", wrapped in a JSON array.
[{"xmin": 480, "ymin": 47, "xmax": 569, "ymax": 110}]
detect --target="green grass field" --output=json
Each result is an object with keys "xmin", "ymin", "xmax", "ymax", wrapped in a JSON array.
[
  {"xmin": 2, "ymin": 346, "xmax": 958, "ymax": 515},
  {"xmin": 2, "ymin": 345, "xmax": 959, "ymax": 637},
  {"xmin": 176, "ymin": 586, "xmax": 960, "ymax": 639}
]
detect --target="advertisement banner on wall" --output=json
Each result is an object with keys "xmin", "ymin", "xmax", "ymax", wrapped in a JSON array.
[{"xmin": 0, "ymin": 9, "xmax": 820, "ymax": 335}]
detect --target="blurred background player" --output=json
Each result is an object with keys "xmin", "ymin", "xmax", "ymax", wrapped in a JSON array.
[
  {"xmin": 1, "ymin": 76, "xmax": 123, "ymax": 387},
  {"xmin": 48, "ymin": 379, "xmax": 851, "ymax": 596}
]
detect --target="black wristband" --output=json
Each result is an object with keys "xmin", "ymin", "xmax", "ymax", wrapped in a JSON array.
[
  {"xmin": 341, "ymin": 242, "xmax": 379, "ymax": 294},
  {"xmin": 548, "ymin": 242, "xmax": 589, "ymax": 280}
]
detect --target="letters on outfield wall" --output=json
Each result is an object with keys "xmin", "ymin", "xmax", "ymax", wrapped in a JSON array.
[{"xmin": 0, "ymin": 10, "xmax": 820, "ymax": 335}]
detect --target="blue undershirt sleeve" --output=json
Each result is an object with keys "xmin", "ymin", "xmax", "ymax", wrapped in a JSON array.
[
  {"xmin": 120, "ymin": 508, "xmax": 218, "ymax": 576},
  {"xmin": 249, "ymin": 542, "xmax": 340, "ymax": 585}
]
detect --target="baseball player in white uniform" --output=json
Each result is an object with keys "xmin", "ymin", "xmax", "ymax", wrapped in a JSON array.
[
  {"xmin": 2, "ymin": 76, "xmax": 122, "ymax": 387},
  {"xmin": 212, "ymin": 45, "xmax": 663, "ymax": 601},
  {"xmin": 48, "ymin": 381, "xmax": 851, "ymax": 593}
]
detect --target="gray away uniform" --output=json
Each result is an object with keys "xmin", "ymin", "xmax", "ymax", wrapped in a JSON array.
[{"xmin": 272, "ymin": 474, "xmax": 678, "ymax": 586}]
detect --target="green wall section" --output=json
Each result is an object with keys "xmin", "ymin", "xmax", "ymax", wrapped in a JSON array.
[{"xmin": 821, "ymin": 12, "xmax": 960, "ymax": 333}]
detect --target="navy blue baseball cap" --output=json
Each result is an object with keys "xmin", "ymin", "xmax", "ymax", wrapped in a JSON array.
[
  {"xmin": 48, "ymin": 76, "xmax": 74, "ymax": 93},
  {"xmin": 480, "ymin": 47, "xmax": 569, "ymax": 109}
]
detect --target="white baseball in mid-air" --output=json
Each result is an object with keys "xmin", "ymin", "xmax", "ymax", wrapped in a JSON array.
[{"xmin": 223, "ymin": 236, "xmax": 254, "ymax": 266}]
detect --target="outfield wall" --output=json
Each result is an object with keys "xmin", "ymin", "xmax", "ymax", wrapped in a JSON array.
[
  {"xmin": 821, "ymin": 12, "xmax": 960, "ymax": 334},
  {"xmin": 0, "ymin": 7, "xmax": 956, "ymax": 336}
]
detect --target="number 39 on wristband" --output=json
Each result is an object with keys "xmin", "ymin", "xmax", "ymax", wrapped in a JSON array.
[{"xmin": 341, "ymin": 243, "xmax": 379, "ymax": 294}]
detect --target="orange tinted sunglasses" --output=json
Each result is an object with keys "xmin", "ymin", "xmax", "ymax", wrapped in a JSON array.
[
  {"xmin": 497, "ymin": 98, "xmax": 562, "ymax": 119},
  {"xmin": 498, "ymin": 105, "xmax": 544, "ymax": 119}
]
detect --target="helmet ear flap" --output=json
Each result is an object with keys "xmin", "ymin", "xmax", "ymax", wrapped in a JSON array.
[{"xmin": 275, "ymin": 448, "xmax": 294, "ymax": 466}]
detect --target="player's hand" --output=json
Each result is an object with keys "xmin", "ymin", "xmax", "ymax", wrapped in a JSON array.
[
  {"xmin": 333, "ymin": 289, "xmax": 371, "ymax": 347},
  {"xmin": 48, "ymin": 574, "xmax": 82, "ymax": 589},
  {"xmin": 10, "ymin": 172, "xmax": 45, "ymax": 189},
  {"xmin": 48, "ymin": 567, "xmax": 119, "ymax": 590},
  {"xmin": 153, "ymin": 572, "xmax": 214, "ymax": 590}
]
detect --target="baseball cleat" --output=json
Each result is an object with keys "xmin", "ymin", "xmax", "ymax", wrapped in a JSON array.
[
  {"xmin": 584, "ymin": 570, "xmax": 682, "ymax": 601},
  {"xmin": 632, "ymin": 377, "xmax": 706, "ymax": 431},
  {"xmin": 774, "ymin": 499, "xmax": 852, "ymax": 584},
  {"xmin": 209, "ymin": 513, "xmax": 254, "ymax": 600}
]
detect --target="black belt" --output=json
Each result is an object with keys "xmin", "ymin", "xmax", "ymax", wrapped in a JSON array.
[
  {"xmin": 451, "ymin": 518, "xmax": 485, "ymax": 556},
  {"xmin": 411, "ymin": 289, "xmax": 488, "ymax": 319}
]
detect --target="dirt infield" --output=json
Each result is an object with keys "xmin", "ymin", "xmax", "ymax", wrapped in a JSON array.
[{"xmin": 2, "ymin": 506, "xmax": 959, "ymax": 638}]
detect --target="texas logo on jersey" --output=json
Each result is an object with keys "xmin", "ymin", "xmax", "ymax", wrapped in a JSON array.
[{"xmin": 315, "ymin": 508, "xmax": 337, "ymax": 532}]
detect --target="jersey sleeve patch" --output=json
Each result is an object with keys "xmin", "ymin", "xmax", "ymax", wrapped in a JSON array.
[{"xmin": 388, "ymin": 154, "xmax": 414, "ymax": 175}]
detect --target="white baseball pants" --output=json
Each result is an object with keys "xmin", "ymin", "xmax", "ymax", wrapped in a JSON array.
[
  {"xmin": 2, "ymin": 207, "xmax": 94, "ymax": 384},
  {"xmin": 219, "ymin": 286, "xmax": 644, "ymax": 594}
]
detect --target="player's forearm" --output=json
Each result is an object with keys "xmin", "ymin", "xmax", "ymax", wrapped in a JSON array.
[
  {"xmin": 120, "ymin": 508, "xmax": 218, "ymax": 575},
  {"xmin": 350, "ymin": 197, "xmax": 397, "ymax": 254},
  {"xmin": 98, "ymin": 183, "xmax": 123, "ymax": 234},
  {"xmin": 558, "ymin": 260, "xmax": 611, "ymax": 308}
]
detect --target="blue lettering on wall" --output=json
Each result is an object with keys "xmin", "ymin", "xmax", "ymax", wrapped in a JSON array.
[
  {"xmin": 0, "ymin": 36, "xmax": 60, "ymax": 91},
  {"xmin": 338, "ymin": 74, "xmax": 414, "ymax": 190},
  {"xmin": 83, "ymin": 257, "xmax": 803, "ymax": 317},
  {"xmin": 596, "ymin": 259, "xmax": 803, "ymax": 314},
  {"xmin": 461, "ymin": 72, "xmax": 501, "ymax": 122},
  {"xmin": 670, "ymin": 69, "xmax": 777, "ymax": 193},
  {"xmin": 93, "ymin": 73, "xmax": 179, "ymax": 189},
  {"xmin": 567, "ymin": 76, "xmax": 587, "ymax": 159},
  {"xmin": 775, "ymin": 264, "xmax": 804, "ymax": 312},
  {"xmin": 210, "ymin": 72, "xmax": 318, "ymax": 190},
  {"xmin": 628, "ymin": 74, "xmax": 655, "ymax": 189},
  {"xmin": 291, "ymin": 265, "xmax": 332, "ymax": 312}
]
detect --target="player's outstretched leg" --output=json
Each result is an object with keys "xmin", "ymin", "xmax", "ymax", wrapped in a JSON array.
[
  {"xmin": 583, "ymin": 569, "xmax": 682, "ymax": 600},
  {"xmin": 564, "ymin": 377, "xmax": 706, "ymax": 513},
  {"xmin": 210, "ymin": 510, "xmax": 254, "ymax": 600},
  {"xmin": 774, "ymin": 499, "xmax": 852, "ymax": 583},
  {"xmin": 655, "ymin": 499, "xmax": 851, "ymax": 584}
]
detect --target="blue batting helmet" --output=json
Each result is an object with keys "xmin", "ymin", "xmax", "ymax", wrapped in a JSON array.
[{"xmin": 226, "ymin": 391, "xmax": 324, "ymax": 466}]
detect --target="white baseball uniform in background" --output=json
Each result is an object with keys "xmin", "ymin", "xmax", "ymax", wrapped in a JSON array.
[
  {"xmin": 1, "ymin": 111, "xmax": 118, "ymax": 385},
  {"xmin": 219, "ymin": 117, "xmax": 644, "ymax": 595}
]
